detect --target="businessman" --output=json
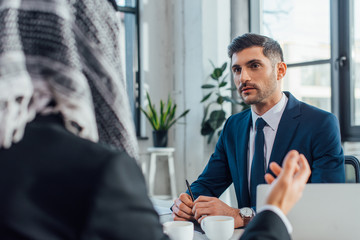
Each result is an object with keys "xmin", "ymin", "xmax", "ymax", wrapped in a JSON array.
[
  {"xmin": 172, "ymin": 33, "xmax": 344, "ymax": 228},
  {"xmin": 240, "ymin": 150, "xmax": 311, "ymax": 240}
]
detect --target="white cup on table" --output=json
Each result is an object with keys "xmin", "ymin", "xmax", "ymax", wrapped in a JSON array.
[
  {"xmin": 201, "ymin": 216, "xmax": 234, "ymax": 240},
  {"xmin": 163, "ymin": 221, "xmax": 194, "ymax": 240}
]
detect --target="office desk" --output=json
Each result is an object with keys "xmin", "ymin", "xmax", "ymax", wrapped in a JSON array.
[
  {"xmin": 159, "ymin": 213, "xmax": 244, "ymax": 240},
  {"xmin": 152, "ymin": 197, "xmax": 244, "ymax": 239}
]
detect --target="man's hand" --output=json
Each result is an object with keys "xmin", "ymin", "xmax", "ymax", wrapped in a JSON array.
[
  {"xmin": 264, "ymin": 150, "xmax": 311, "ymax": 215},
  {"xmin": 192, "ymin": 196, "xmax": 244, "ymax": 228},
  {"xmin": 171, "ymin": 193, "xmax": 195, "ymax": 221}
]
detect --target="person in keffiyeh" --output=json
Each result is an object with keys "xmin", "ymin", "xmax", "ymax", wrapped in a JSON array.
[
  {"xmin": 0, "ymin": 0, "xmax": 138, "ymax": 159},
  {"xmin": 0, "ymin": 0, "xmax": 168, "ymax": 239}
]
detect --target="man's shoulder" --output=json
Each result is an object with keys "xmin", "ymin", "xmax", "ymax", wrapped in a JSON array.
[
  {"xmin": 228, "ymin": 108, "xmax": 251, "ymax": 122},
  {"xmin": 286, "ymin": 92, "xmax": 336, "ymax": 121},
  {"xmin": 297, "ymin": 100, "xmax": 336, "ymax": 120}
]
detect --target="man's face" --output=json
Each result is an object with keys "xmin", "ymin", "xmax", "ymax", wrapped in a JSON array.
[{"xmin": 231, "ymin": 46, "xmax": 282, "ymax": 106}]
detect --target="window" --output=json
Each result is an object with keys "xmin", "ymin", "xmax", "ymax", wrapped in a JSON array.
[
  {"xmin": 251, "ymin": 0, "xmax": 331, "ymax": 112},
  {"xmin": 115, "ymin": 0, "xmax": 141, "ymax": 136},
  {"xmin": 251, "ymin": 0, "xmax": 360, "ymax": 142}
]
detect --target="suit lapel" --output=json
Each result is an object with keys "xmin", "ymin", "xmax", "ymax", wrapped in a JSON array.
[
  {"xmin": 235, "ymin": 111, "xmax": 252, "ymax": 207},
  {"xmin": 268, "ymin": 92, "xmax": 301, "ymax": 172}
]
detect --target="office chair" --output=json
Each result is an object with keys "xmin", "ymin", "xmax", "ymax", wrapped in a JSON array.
[{"xmin": 345, "ymin": 155, "xmax": 360, "ymax": 183}]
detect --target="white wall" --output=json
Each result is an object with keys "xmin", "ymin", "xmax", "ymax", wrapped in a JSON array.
[{"xmin": 138, "ymin": 0, "xmax": 248, "ymax": 202}]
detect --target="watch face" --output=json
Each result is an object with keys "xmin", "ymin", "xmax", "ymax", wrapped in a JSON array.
[{"xmin": 240, "ymin": 208, "xmax": 253, "ymax": 217}]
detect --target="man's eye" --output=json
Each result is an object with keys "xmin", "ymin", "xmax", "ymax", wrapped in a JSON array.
[
  {"xmin": 251, "ymin": 63, "xmax": 260, "ymax": 68},
  {"xmin": 233, "ymin": 67, "xmax": 241, "ymax": 73}
]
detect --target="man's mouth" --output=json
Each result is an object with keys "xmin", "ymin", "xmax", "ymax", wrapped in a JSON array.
[{"xmin": 241, "ymin": 86, "xmax": 256, "ymax": 94}]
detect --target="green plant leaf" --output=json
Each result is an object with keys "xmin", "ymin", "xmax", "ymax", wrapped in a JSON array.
[
  {"xmin": 210, "ymin": 73, "xmax": 219, "ymax": 81},
  {"xmin": 208, "ymin": 110, "xmax": 226, "ymax": 130},
  {"xmin": 240, "ymin": 101, "xmax": 250, "ymax": 111},
  {"xmin": 222, "ymin": 96, "xmax": 238, "ymax": 104},
  {"xmin": 200, "ymin": 92, "xmax": 212, "ymax": 103},
  {"xmin": 160, "ymin": 100, "xmax": 166, "ymax": 128},
  {"xmin": 164, "ymin": 96, "xmax": 172, "ymax": 123},
  {"xmin": 201, "ymin": 121, "xmax": 214, "ymax": 136},
  {"xmin": 226, "ymin": 86, "xmax": 237, "ymax": 91},
  {"xmin": 219, "ymin": 81, "xmax": 227, "ymax": 88},
  {"xmin": 164, "ymin": 104, "xmax": 177, "ymax": 129},
  {"xmin": 201, "ymin": 84, "xmax": 216, "ymax": 89},
  {"xmin": 217, "ymin": 96, "xmax": 224, "ymax": 105},
  {"xmin": 207, "ymin": 131, "xmax": 215, "ymax": 144},
  {"xmin": 146, "ymin": 92, "xmax": 159, "ymax": 130},
  {"xmin": 213, "ymin": 68, "xmax": 222, "ymax": 78},
  {"xmin": 140, "ymin": 107, "xmax": 157, "ymax": 130},
  {"xmin": 221, "ymin": 62, "xmax": 227, "ymax": 72},
  {"xmin": 167, "ymin": 109, "xmax": 190, "ymax": 129}
]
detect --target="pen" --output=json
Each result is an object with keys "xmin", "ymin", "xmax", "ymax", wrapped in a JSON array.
[{"xmin": 185, "ymin": 179, "xmax": 195, "ymax": 202}]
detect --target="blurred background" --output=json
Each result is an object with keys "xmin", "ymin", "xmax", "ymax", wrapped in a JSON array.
[{"xmin": 114, "ymin": 0, "xmax": 360, "ymax": 205}]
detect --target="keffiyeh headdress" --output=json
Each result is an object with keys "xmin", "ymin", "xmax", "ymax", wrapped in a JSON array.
[{"xmin": 0, "ymin": 0, "xmax": 138, "ymax": 159}]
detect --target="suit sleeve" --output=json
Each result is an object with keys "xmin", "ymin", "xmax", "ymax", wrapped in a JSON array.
[
  {"xmin": 310, "ymin": 113, "xmax": 345, "ymax": 183},
  {"xmin": 188, "ymin": 118, "xmax": 234, "ymax": 199},
  {"xmin": 81, "ymin": 151, "xmax": 169, "ymax": 240},
  {"xmin": 240, "ymin": 210, "xmax": 290, "ymax": 240}
]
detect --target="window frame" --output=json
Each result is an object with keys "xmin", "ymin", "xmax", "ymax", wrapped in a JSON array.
[
  {"xmin": 115, "ymin": 0, "xmax": 143, "ymax": 137},
  {"xmin": 249, "ymin": 0, "xmax": 360, "ymax": 141}
]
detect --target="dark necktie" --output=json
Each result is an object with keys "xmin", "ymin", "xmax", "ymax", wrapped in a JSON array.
[{"xmin": 250, "ymin": 117, "xmax": 267, "ymax": 208}]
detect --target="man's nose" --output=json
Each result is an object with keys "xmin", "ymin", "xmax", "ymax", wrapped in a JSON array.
[{"xmin": 240, "ymin": 69, "xmax": 250, "ymax": 83}]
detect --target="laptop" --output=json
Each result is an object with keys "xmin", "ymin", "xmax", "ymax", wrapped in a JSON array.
[{"xmin": 256, "ymin": 184, "xmax": 360, "ymax": 240}]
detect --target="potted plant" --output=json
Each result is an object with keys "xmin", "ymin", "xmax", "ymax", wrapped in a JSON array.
[
  {"xmin": 141, "ymin": 92, "xmax": 190, "ymax": 147},
  {"xmin": 200, "ymin": 61, "xmax": 249, "ymax": 143}
]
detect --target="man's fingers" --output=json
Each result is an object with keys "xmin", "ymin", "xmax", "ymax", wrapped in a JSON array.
[
  {"xmin": 194, "ymin": 195, "xmax": 214, "ymax": 203},
  {"xmin": 172, "ymin": 205, "xmax": 194, "ymax": 220},
  {"xmin": 280, "ymin": 150, "xmax": 300, "ymax": 180},
  {"xmin": 171, "ymin": 212, "xmax": 193, "ymax": 221},
  {"xmin": 269, "ymin": 162, "xmax": 282, "ymax": 177},
  {"xmin": 192, "ymin": 201, "xmax": 213, "ymax": 215},
  {"xmin": 179, "ymin": 193, "xmax": 194, "ymax": 207},
  {"xmin": 174, "ymin": 198, "xmax": 193, "ymax": 215},
  {"xmin": 265, "ymin": 173, "xmax": 275, "ymax": 184},
  {"xmin": 294, "ymin": 154, "xmax": 311, "ymax": 183},
  {"xmin": 193, "ymin": 206, "xmax": 211, "ymax": 220}
]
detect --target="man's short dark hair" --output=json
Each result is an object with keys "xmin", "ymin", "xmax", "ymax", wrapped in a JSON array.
[{"xmin": 227, "ymin": 33, "xmax": 284, "ymax": 63}]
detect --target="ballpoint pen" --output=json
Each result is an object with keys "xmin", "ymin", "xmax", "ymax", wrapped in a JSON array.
[{"xmin": 185, "ymin": 179, "xmax": 195, "ymax": 202}]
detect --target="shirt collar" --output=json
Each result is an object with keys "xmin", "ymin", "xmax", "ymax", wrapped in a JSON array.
[{"xmin": 251, "ymin": 92, "xmax": 288, "ymax": 131}]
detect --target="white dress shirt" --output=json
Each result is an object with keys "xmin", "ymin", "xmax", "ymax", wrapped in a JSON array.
[{"xmin": 247, "ymin": 93, "xmax": 288, "ymax": 190}]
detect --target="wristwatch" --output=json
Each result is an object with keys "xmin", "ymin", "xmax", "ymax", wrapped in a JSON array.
[{"xmin": 239, "ymin": 207, "xmax": 255, "ymax": 226}]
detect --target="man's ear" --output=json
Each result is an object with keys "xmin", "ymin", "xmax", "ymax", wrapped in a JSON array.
[{"xmin": 277, "ymin": 62, "xmax": 287, "ymax": 80}]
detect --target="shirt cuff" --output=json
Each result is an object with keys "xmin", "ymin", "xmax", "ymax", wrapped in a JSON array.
[{"xmin": 257, "ymin": 205, "xmax": 293, "ymax": 234}]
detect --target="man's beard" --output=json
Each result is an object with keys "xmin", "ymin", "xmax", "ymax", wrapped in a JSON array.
[{"xmin": 238, "ymin": 73, "xmax": 278, "ymax": 105}]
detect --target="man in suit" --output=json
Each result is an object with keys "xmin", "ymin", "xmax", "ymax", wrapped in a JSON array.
[
  {"xmin": 241, "ymin": 150, "xmax": 311, "ymax": 240},
  {"xmin": 0, "ymin": 0, "xmax": 168, "ymax": 239},
  {"xmin": 172, "ymin": 33, "xmax": 344, "ymax": 228}
]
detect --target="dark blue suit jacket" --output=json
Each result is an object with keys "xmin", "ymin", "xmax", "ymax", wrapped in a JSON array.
[{"xmin": 190, "ymin": 92, "xmax": 345, "ymax": 208}]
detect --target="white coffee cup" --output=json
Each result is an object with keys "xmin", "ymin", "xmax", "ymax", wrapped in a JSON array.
[
  {"xmin": 201, "ymin": 216, "xmax": 234, "ymax": 240},
  {"xmin": 163, "ymin": 221, "xmax": 194, "ymax": 240}
]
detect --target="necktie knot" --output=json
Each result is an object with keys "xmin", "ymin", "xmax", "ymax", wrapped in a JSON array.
[{"xmin": 255, "ymin": 117, "xmax": 266, "ymax": 131}]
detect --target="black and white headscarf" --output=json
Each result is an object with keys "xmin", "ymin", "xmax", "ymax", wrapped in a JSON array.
[{"xmin": 0, "ymin": 0, "xmax": 138, "ymax": 159}]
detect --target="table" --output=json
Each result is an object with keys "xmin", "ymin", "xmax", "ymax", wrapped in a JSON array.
[
  {"xmin": 152, "ymin": 197, "xmax": 244, "ymax": 240},
  {"xmin": 160, "ymin": 214, "xmax": 244, "ymax": 240}
]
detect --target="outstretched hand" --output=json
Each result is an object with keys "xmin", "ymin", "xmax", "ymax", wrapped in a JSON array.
[{"xmin": 264, "ymin": 150, "xmax": 311, "ymax": 215}]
